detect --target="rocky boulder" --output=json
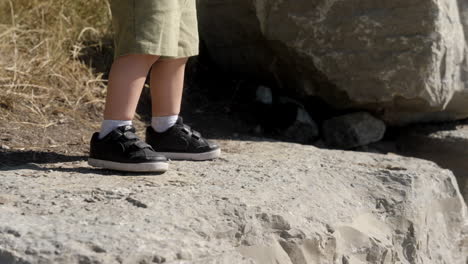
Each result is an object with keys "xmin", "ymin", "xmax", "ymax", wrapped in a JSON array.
[
  {"xmin": 197, "ymin": 0, "xmax": 468, "ymax": 125},
  {"xmin": 322, "ymin": 112, "xmax": 386, "ymax": 149},
  {"xmin": 397, "ymin": 122, "xmax": 468, "ymax": 203},
  {"xmin": 0, "ymin": 140, "xmax": 467, "ymax": 263}
]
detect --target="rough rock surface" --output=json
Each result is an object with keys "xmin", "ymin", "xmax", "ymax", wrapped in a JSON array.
[
  {"xmin": 0, "ymin": 140, "xmax": 467, "ymax": 264},
  {"xmin": 198, "ymin": 0, "xmax": 468, "ymax": 124},
  {"xmin": 397, "ymin": 122, "xmax": 468, "ymax": 203},
  {"xmin": 322, "ymin": 112, "xmax": 386, "ymax": 149}
]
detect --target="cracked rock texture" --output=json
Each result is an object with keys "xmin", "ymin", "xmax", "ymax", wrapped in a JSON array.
[
  {"xmin": 397, "ymin": 123, "xmax": 468, "ymax": 203},
  {"xmin": 198, "ymin": 0, "xmax": 468, "ymax": 125},
  {"xmin": 0, "ymin": 140, "xmax": 467, "ymax": 264}
]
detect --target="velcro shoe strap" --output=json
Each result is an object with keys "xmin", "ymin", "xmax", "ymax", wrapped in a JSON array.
[
  {"xmin": 133, "ymin": 141, "xmax": 151, "ymax": 149},
  {"xmin": 123, "ymin": 131, "xmax": 138, "ymax": 140},
  {"xmin": 192, "ymin": 130, "xmax": 201, "ymax": 140},
  {"xmin": 109, "ymin": 130, "xmax": 124, "ymax": 141},
  {"xmin": 182, "ymin": 126, "xmax": 192, "ymax": 136}
]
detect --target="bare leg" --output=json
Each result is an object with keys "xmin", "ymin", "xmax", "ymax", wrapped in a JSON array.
[
  {"xmin": 146, "ymin": 57, "xmax": 221, "ymax": 161},
  {"xmin": 90, "ymin": 54, "xmax": 169, "ymax": 173},
  {"xmin": 103, "ymin": 54, "xmax": 160, "ymax": 120},
  {"xmin": 149, "ymin": 57, "xmax": 189, "ymax": 117}
]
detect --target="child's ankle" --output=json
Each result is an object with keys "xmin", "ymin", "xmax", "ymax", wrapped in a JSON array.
[
  {"xmin": 99, "ymin": 120, "xmax": 132, "ymax": 139},
  {"xmin": 151, "ymin": 115, "xmax": 179, "ymax": 133}
]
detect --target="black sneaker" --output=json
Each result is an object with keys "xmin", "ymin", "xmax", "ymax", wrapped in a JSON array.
[
  {"xmin": 146, "ymin": 117, "xmax": 221, "ymax": 161},
  {"xmin": 88, "ymin": 125, "xmax": 169, "ymax": 172}
]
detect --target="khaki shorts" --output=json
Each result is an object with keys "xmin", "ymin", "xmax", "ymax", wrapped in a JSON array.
[{"xmin": 110, "ymin": 0, "xmax": 199, "ymax": 59}]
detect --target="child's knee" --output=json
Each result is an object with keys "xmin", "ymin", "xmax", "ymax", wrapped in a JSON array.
[
  {"xmin": 117, "ymin": 54, "xmax": 160, "ymax": 66},
  {"xmin": 158, "ymin": 57, "xmax": 189, "ymax": 65}
]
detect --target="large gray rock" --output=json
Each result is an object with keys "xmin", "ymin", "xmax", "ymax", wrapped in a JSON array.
[
  {"xmin": 0, "ymin": 140, "xmax": 467, "ymax": 264},
  {"xmin": 460, "ymin": 0, "xmax": 468, "ymax": 85},
  {"xmin": 397, "ymin": 122, "xmax": 468, "ymax": 203},
  {"xmin": 197, "ymin": 0, "xmax": 468, "ymax": 125},
  {"xmin": 322, "ymin": 112, "xmax": 386, "ymax": 149}
]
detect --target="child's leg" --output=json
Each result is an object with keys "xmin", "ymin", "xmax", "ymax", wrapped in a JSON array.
[
  {"xmin": 149, "ymin": 57, "xmax": 188, "ymax": 133},
  {"xmin": 149, "ymin": 57, "xmax": 188, "ymax": 117},
  {"xmin": 89, "ymin": 54, "xmax": 169, "ymax": 172},
  {"xmin": 146, "ymin": 57, "xmax": 221, "ymax": 160},
  {"xmin": 104, "ymin": 54, "xmax": 160, "ymax": 121}
]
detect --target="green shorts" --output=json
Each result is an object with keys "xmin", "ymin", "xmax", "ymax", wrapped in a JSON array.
[{"xmin": 110, "ymin": 0, "xmax": 199, "ymax": 59}]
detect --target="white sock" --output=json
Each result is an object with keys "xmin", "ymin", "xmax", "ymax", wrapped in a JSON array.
[
  {"xmin": 152, "ymin": 115, "xmax": 179, "ymax": 133},
  {"xmin": 99, "ymin": 120, "xmax": 132, "ymax": 139}
]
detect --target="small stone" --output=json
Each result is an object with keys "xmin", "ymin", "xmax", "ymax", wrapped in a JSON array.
[
  {"xmin": 296, "ymin": 107, "xmax": 314, "ymax": 125},
  {"xmin": 152, "ymin": 255, "xmax": 166, "ymax": 263},
  {"xmin": 176, "ymin": 250, "xmax": 192, "ymax": 260},
  {"xmin": 25, "ymin": 248, "xmax": 38, "ymax": 255},
  {"xmin": 90, "ymin": 244, "xmax": 106, "ymax": 253},
  {"xmin": 272, "ymin": 98, "xmax": 319, "ymax": 143},
  {"xmin": 1, "ymin": 144, "xmax": 10, "ymax": 150},
  {"xmin": 84, "ymin": 198, "xmax": 96, "ymax": 203},
  {"xmin": 126, "ymin": 197, "xmax": 148, "ymax": 208},
  {"xmin": 5, "ymin": 228, "xmax": 21, "ymax": 237},
  {"xmin": 322, "ymin": 112, "xmax": 386, "ymax": 149},
  {"xmin": 255, "ymin": 85, "xmax": 273, "ymax": 105},
  {"xmin": 282, "ymin": 107, "xmax": 319, "ymax": 144}
]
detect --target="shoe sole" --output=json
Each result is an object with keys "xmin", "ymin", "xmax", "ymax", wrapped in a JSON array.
[
  {"xmin": 88, "ymin": 158, "xmax": 169, "ymax": 172},
  {"xmin": 157, "ymin": 148, "xmax": 221, "ymax": 161}
]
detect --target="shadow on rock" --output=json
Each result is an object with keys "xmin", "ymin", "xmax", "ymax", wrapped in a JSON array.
[
  {"xmin": 0, "ymin": 150, "xmax": 166, "ymax": 176},
  {"xmin": 0, "ymin": 150, "xmax": 87, "ymax": 170}
]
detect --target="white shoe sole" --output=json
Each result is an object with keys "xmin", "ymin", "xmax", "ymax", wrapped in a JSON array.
[
  {"xmin": 157, "ymin": 148, "xmax": 221, "ymax": 161},
  {"xmin": 88, "ymin": 158, "xmax": 169, "ymax": 172}
]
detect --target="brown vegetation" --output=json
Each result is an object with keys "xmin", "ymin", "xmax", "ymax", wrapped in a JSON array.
[
  {"xmin": 0, "ymin": 0, "xmax": 235, "ymax": 161},
  {"xmin": 0, "ymin": 0, "xmax": 113, "ymax": 153}
]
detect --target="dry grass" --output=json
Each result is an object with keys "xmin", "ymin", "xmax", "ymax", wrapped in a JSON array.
[{"xmin": 0, "ymin": 0, "xmax": 112, "ymax": 130}]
